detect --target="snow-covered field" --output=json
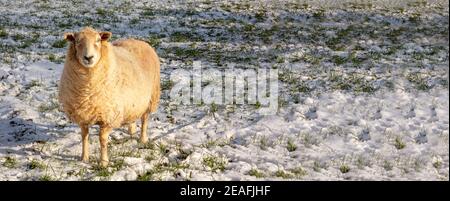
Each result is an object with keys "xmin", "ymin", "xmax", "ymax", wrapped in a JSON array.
[{"xmin": 0, "ymin": 0, "xmax": 448, "ymax": 181}]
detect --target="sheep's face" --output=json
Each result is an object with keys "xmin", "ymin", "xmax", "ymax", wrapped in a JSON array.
[{"xmin": 64, "ymin": 28, "xmax": 112, "ymax": 68}]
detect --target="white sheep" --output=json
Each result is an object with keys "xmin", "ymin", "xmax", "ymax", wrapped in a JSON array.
[{"xmin": 58, "ymin": 27, "xmax": 160, "ymax": 167}]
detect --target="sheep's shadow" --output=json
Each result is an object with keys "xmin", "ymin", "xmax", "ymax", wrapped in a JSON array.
[
  {"xmin": 0, "ymin": 117, "xmax": 77, "ymax": 157},
  {"xmin": 0, "ymin": 117, "xmax": 135, "ymax": 162}
]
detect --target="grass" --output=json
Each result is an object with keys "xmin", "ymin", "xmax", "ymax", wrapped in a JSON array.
[
  {"xmin": 331, "ymin": 55, "xmax": 347, "ymax": 65},
  {"xmin": 167, "ymin": 162, "xmax": 190, "ymax": 173},
  {"xmin": 313, "ymin": 161, "xmax": 327, "ymax": 172},
  {"xmin": 406, "ymin": 72, "xmax": 431, "ymax": 91},
  {"xmin": 202, "ymin": 155, "xmax": 227, "ymax": 172},
  {"xmin": 173, "ymin": 48, "xmax": 202, "ymax": 58},
  {"xmin": 383, "ymin": 160, "xmax": 394, "ymax": 171},
  {"xmin": 167, "ymin": 114, "xmax": 176, "ymax": 124},
  {"xmin": 408, "ymin": 12, "xmax": 421, "ymax": 23},
  {"xmin": 171, "ymin": 31, "xmax": 196, "ymax": 43},
  {"xmin": 38, "ymin": 100, "xmax": 59, "ymax": 113},
  {"xmin": 141, "ymin": 8, "xmax": 154, "ymax": 16},
  {"xmin": 339, "ymin": 164, "xmax": 350, "ymax": 174},
  {"xmin": 52, "ymin": 39, "xmax": 67, "ymax": 48},
  {"xmin": 202, "ymin": 139, "xmax": 219, "ymax": 149},
  {"xmin": 48, "ymin": 54, "xmax": 64, "ymax": 63},
  {"xmin": 12, "ymin": 34, "xmax": 25, "ymax": 41},
  {"xmin": 58, "ymin": 22, "xmax": 72, "ymax": 29},
  {"xmin": 157, "ymin": 142, "xmax": 169, "ymax": 156},
  {"xmin": 301, "ymin": 133, "xmax": 320, "ymax": 148},
  {"xmin": 394, "ymin": 137, "xmax": 406, "ymax": 150},
  {"xmin": 329, "ymin": 73, "xmax": 377, "ymax": 93},
  {"xmin": 3, "ymin": 156, "xmax": 17, "ymax": 168},
  {"xmin": 413, "ymin": 159, "xmax": 425, "ymax": 172},
  {"xmin": 259, "ymin": 136, "xmax": 270, "ymax": 151},
  {"xmin": 13, "ymin": 33, "xmax": 40, "ymax": 49},
  {"xmin": 349, "ymin": 52, "xmax": 365, "ymax": 65},
  {"xmin": 161, "ymin": 80, "xmax": 174, "ymax": 91},
  {"xmin": 302, "ymin": 54, "xmax": 321, "ymax": 65},
  {"xmin": 19, "ymin": 40, "xmax": 33, "ymax": 49},
  {"xmin": 385, "ymin": 80, "xmax": 395, "ymax": 90},
  {"xmin": 312, "ymin": 8, "xmax": 325, "ymax": 19},
  {"xmin": 0, "ymin": 29, "xmax": 7, "ymax": 38},
  {"xmin": 248, "ymin": 168, "xmax": 265, "ymax": 178},
  {"xmin": 24, "ymin": 79, "xmax": 43, "ymax": 90},
  {"xmin": 90, "ymin": 158, "xmax": 125, "ymax": 178},
  {"xmin": 276, "ymin": 56, "xmax": 285, "ymax": 63},
  {"xmin": 91, "ymin": 165, "xmax": 113, "ymax": 177},
  {"xmin": 254, "ymin": 10, "xmax": 266, "ymax": 22},
  {"xmin": 297, "ymin": 83, "xmax": 311, "ymax": 93},
  {"xmin": 289, "ymin": 167, "xmax": 307, "ymax": 178},
  {"xmin": 137, "ymin": 162, "xmax": 190, "ymax": 181},
  {"xmin": 356, "ymin": 156, "xmax": 372, "ymax": 169},
  {"xmin": 354, "ymin": 83, "xmax": 375, "ymax": 93},
  {"xmin": 433, "ymin": 161, "xmax": 442, "ymax": 169},
  {"xmin": 407, "ymin": 0, "xmax": 427, "ymax": 7},
  {"xmin": 138, "ymin": 141, "xmax": 156, "ymax": 150},
  {"xmin": 117, "ymin": 149, "xmax": 141, "ymax": 158},
  {"xmin": 130, "ymin": 18, "xmax": 140, "ymax": 24},
  {"xmin": 176, "ymin": 147, "xmax": 192, "ymax": 161},
  {"xmin": 39, "ymin": 174, "xmax": 54, "ymax": 181},
  {"xmin": 137, "ymin": 170, "xmax": 155, "ymax": 181},
  {"xmin": 243, "ymin": 24, "xmax": 256, "ymax": 32},
  {"xmin": 345, "ymin": 2, "xmax": 373, "ymax": 9},
  {"xmin": 48, "ymin": 54, "xmax": 57, "ymax": 62},
  {"xmin": 437, "ymin": 78, "xmax": 448, "ymax": 88},
  {"xmin": 209, "ymin": 102, "xmax": 218, "ymax": 114},
  {"xmin": 286, "ymin": 138, "xmax": 297, "ymax": 152},
  {"xmin": 201, "ymin": 138, "xmax": 229, "ymax": 149},
  {"xmin": 274, "ymin": 170, "xmax": 294, "ymax": 179},
  {"xmin": 146, "ymin": 35, "xmax": 161, "ymax": 48},
  {"xmin": 95, "ymin": 8, "xmax": 108, "ymax": 17},
  {"xmin": 259, "ymin": 27, "xmax": 277, "ymax": 44},
  {"xmin": 96, "ymin": 169, "xmax": 112, "ymax": 178},
  {"xmin": 110, "ymin": 159, "xmax": 125, "ymax": 170},
  {"xmin": 28, "ymin": 159, "xmax": 45, "ymax": 170},
  {"xmin": 328, "ymin": 70, "xmax": 341, "ymax": 82},
  {"xmin": 254, "ymin": 101, "xmax": 261, "ymax": 109},
  {"xmin": 144, "ymin": 153, "xmax": 157, "ymax": 163}
]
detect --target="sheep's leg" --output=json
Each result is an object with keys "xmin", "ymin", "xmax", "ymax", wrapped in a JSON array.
[
  {"xmin": 140, "ymin": 112, "xmax": 149, "ymax": 144},
  {"xmin": 128, "ymin": 122, "xmax": 136, "ymax": 136},
  {"xmin": 99, "ymin": 126, "xmax": 112, "ymax": 167},
  {"xmin": 80, "ymin": 125, "xmax": 90, "ymax": 162}
]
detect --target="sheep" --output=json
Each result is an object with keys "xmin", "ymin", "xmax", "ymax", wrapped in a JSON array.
[{"xmin": 58, "ymin": 27, "xmax": 160, "ymax": 167}]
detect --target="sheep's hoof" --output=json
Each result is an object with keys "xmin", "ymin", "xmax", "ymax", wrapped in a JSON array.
[
  {"xmin": 81, "ymin": 157, "xmax": 89, "ymax": 163},
  {"xmin": 100, "ymin": 160, "xmax": 109, "ymax": 167},
  {"xmin": 140, "ymin": 138, "xmax": 148, "ymax": 144}
]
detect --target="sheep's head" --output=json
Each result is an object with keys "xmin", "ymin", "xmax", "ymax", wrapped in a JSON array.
[{"xmin": 64, "ymin": 27, "xmax": 112, "ymax": 68}]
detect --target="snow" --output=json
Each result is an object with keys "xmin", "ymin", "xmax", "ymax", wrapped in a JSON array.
[{"xmin": 0, "ymin": 0, "xmax": 449, "ymax": 181}]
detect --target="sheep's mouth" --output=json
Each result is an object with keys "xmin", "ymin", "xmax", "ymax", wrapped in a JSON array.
[{"xmin": 81, "ymin": 60, "xmax": 95, "ymax": 67}]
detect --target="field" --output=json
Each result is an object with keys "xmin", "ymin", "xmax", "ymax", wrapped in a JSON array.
[{"xmin": 0, "ymin": 0, "xmax": 448, "ymax": 180}]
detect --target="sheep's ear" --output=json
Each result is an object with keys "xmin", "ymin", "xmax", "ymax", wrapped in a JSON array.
[
  {"xmin": 100, "ymin": 31, "xmax": 112, "ymax": 41},
  {"xmin": 64, "ymin": 32, "xmax": 75, "ymax": 42}
]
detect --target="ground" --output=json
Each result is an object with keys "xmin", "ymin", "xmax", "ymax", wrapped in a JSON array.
[{"xmin": 0, "ymin": 0, "xmax": 448, "ymax": 181}]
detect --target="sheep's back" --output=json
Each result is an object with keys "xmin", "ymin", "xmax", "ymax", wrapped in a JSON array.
[{"xmin": 111, "ymin": 39, "xmax": 160, "ymax": 122}]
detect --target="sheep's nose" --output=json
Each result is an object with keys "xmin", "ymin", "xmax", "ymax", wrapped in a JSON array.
[{"xmin": 84, "ymin": 55, "xmax": 94, "ymax": 61}]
